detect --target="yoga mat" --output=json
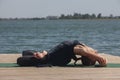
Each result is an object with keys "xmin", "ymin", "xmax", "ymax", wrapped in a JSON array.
[
  {"xmin": 0, "ymin": 63, "xmax": 120, "ymax": 68},
  {"xmin": 0, "ymin": 63, "xmax": 19, "ymax": 67},
  {"xmin": 66, "ymin": 63, "xmax": 120, "ymax": 68}
]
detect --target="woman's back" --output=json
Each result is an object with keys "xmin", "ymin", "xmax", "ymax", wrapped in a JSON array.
[{"xmin": 48, "ymin": 40, "xmax": 80, "ymax": 66}]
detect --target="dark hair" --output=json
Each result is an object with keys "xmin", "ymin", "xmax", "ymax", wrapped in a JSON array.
[{"xmin": 81, "ymin": 56, "xmax": 96, "ymax": 66}]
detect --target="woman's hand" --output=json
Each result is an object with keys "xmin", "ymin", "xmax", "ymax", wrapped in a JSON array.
[
  {"xmin": 96, "ymin": 55, "xmax": 107, "ymax": 67},
  {"xmin": 74, "ymin": 45, "xmax": 107, "ymax": 67}
]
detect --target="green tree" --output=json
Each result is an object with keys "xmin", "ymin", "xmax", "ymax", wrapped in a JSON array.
[
  {"xmin": 97, "ymin": 13, "xmax": 102, "ymax": 18},
  {"xmin": 91, "ymin": 14, "xmax": 96, "ymax": 19},
  {"xmin": 59, "ymin": 14, "xmax": 65, "ymax": 19},
  {"xmin": 73, "ymin": 13, "xmax": 80, "ymax": 19}
]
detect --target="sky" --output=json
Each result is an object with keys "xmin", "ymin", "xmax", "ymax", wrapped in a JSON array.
[{"xmin": 0, "ymin": 0, "xmax": 120, "ymax": 18}]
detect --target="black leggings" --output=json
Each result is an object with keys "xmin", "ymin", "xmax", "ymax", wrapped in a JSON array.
[{"xmin": 17, "ymin": 50, "xmax": 42, "ymax": 66}]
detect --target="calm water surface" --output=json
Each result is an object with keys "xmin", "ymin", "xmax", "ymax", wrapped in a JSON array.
[{"xmin": 0, "ymin": 19, "xmax": 120, "ymax": 56}]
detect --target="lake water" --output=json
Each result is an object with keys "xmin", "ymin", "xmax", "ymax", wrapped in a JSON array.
[{"xmin": 0, "ymin": 19, "xmax": 120, "ymax": 56}]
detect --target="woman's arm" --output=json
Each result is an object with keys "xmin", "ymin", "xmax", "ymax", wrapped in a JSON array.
[{"xmin": 74, "ymin": 45, "xmax": 107, "ymax": 67}]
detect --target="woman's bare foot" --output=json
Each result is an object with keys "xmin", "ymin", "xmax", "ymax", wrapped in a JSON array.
[
  {"xmin": 34, "ymin": 52, "xmax": 44, "ymax": 59},
  {"xmin": 33, "ymin": 50, "xmax": 48, "ymax": 59}
]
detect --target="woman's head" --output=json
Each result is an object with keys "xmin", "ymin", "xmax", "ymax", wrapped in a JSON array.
[{"xmin": 81, "ymin": 56, "xmax": 96, "ymax": 66}]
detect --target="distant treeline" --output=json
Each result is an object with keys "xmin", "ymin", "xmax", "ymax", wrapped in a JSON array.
[
  {"xmin": 0, "ymin": 13, "xmax": 120, "ymax": 20},
  {"xmin": 59, "ymin": 13, "xmax": 120, "ymax": 19}
]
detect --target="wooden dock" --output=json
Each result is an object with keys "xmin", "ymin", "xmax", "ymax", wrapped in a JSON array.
[{"xmin": 0, "ymin": 54, "xmax": 120, "ymax": 80}]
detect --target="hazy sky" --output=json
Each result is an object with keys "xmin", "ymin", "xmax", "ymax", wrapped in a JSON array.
[{"xmin": 0, "ymin": 0, "xmax": 120, "ymax": 18}]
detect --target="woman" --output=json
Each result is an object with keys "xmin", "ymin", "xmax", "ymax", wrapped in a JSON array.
[{"xmin": 17, "ymin": 40, "xmax": 107, "ymax": 67}]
